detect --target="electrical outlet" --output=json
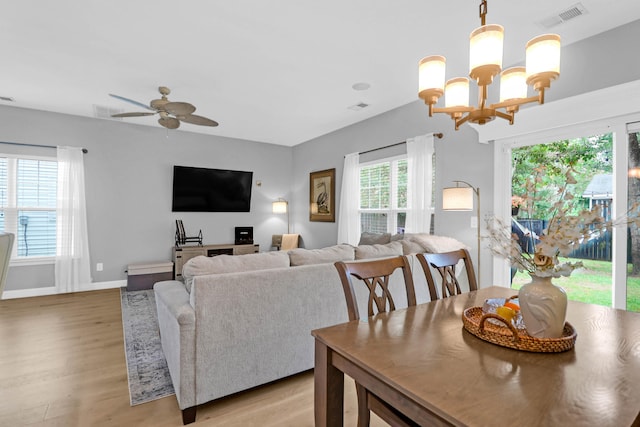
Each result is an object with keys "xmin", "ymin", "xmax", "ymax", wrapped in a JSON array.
[{"xmin": 96, "ymin": 262, "xmax": 103, "ymax": 272}]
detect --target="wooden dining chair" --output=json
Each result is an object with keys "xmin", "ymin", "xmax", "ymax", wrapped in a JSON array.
[
  {"xmin": 417, "ymin": 249, "xmax": 478, "ymax": 300},
  {"xmin": 0, "ymin": 233, "xmax": 14, "ymax": 296},
  {"xmin": 334, "ymin": 256, "xmax": 420, "ymax": 427}
]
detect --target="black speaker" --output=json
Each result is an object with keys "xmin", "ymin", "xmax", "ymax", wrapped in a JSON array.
[{"xmin": 235, "ymin": 226, "xmax": 254, "ymax": 245}]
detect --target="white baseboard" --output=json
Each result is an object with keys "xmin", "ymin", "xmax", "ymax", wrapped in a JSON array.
[{"xmin": 1, "ymin": 280, "xmax": 126, "ymax": 300}]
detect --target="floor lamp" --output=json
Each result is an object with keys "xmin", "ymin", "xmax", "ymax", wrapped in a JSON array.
[
  {"xmin": 442, "ymin": 181, "xmax": 480, "ymax": 281},
  {"xmin": 272, "ymin": 198, "xmax": 290, "ymax": 234}
]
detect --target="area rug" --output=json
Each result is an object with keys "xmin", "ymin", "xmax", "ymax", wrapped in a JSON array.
[{"xmin": 120, "ymin": 288, "xmax": 175, "ymax": 405}]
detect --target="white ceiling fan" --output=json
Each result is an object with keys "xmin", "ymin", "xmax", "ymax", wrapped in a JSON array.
[{"xmin": 109, "ymin": 86, "xmax": 219, "ymax": 129}]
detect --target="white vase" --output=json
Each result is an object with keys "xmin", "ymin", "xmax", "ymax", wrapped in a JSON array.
[{"xmin": 518, "ymin": 274, "xmax": 567, "ymax": 338}]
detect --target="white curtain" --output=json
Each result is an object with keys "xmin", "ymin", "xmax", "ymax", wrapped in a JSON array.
[
  {"xmin": 55, "ymin": 146, "xmax": 92, "ymax": 293},
  {"xmin": 337, "ymin": 152, "xmax": 360, "ymax": 245},
  {"xmin": 405, "ymin": 134, "xmax": 435, "ymax": 233}
]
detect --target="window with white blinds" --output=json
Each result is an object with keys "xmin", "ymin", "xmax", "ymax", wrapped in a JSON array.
[
  {"xmin": 0, "ymin": 156, "xmax": 58, "ymax": 259},
  {"xmin": 358, "ymin": 152, "xmax": 436, "ymax": 235},
  {"xmin": 359, "ymin": 157, "xmax": 408, "ymax": 234}
]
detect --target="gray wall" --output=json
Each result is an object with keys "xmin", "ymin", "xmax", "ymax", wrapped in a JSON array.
[
  {"xmin": 0, "ymin": 107, "xmax": 292, "ymax": 291},
  {"xmin": 547, "ymin": 19, "xmax": 640, "ymax": 102}
]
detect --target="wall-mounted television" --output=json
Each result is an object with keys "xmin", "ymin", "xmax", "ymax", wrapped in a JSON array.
[{"xmin": 172, "ymin": 165, "xmax": 253, "ymax": 212}]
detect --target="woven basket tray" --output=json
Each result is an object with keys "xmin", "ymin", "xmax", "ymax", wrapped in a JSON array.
[{"xmin": 462, "ymin": 306, "xmax": 577, "ymax": 353}]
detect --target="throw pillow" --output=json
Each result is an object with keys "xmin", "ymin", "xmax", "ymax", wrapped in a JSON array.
[
  {"xmin": 408, "ymin": 234, "xmax": 469, "ymax": 253},
  {"xmin": 288, "ymin": 244, "xmax": 355, "ymax": 266},
  {"xmin": 355, "ymin": 241, "xmax": 403, "ymax": 260},
  {"xmin": 358, "ymin": 232, "xmax": 391, "ymax": 246},
  {"xmin": 400, "ymin": 240, "xmax": 425, "ymax": 255}
]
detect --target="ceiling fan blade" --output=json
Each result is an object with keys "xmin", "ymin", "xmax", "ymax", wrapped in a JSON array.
[
  {"xmin": 111, "ymin": 112, "xmax": 156, "ymax": 118},
  {"xmin": 179, "ymin": 114, "xmax": 219, "ymax": 127},
  {"xmin": 109, "ymin": 93, "xmax": 155, "ymax": 111},
  {"xmin": 158, "ymin": 117, "xmax": 180, "ymax": 129},
  {"xmin": 164, "ymin": 102, "xmax": 196, "ymax": 116}
]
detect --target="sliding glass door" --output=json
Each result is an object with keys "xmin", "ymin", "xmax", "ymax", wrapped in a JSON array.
[
  {"xmin": 510, "ymin": 134, "xmax": 615, "ymax": 307},
  {"xmin": 494, "ymin": 117, "xmax": 640, "ymax": 312}
]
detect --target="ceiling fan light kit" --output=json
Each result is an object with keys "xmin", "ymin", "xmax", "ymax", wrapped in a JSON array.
[
  {"xmin": 110, "ymin": 86, "xmax": 219, "ymax": 130},
  {"xmin": 418, "ymin": 0, "xmax": 561, "ymax": 130}
]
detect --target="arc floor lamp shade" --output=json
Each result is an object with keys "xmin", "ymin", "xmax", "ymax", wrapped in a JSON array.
[{"xmin": 442, "ymin": 187, "xmax": 474, "ymax": 210}]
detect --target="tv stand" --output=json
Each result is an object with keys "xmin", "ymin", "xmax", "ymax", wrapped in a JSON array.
[{"xmin": 172, "ymin": 243, "xmax": 259, "ymax": 280}]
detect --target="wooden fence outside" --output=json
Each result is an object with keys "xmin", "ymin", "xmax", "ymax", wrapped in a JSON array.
[{"xmin": 515, "ymin": 215, "xmax": 621, "ymax": 262}]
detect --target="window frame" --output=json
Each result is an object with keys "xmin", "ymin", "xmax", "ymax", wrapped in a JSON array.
[{"xmin": 0, "ymin": 153, "xmax": 58, "ymax": 266}]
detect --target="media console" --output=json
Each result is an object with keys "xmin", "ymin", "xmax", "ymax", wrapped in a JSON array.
[{"xmin": 172, "ymin": 243, "xmax": 259, "ymax": 280}]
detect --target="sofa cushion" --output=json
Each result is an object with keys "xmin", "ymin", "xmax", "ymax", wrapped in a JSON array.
[
  {"xmin": 391, "ymin": 232, "xmax": 425, "ymax": 241},
  {"xmin": 355, "ymin": 241, "xmax": 403, "ymax": 260},
  {"xmin": 288, "ymin": 244, "xmax": 355, "ymax": 266},
  {"xmin": 390, "ymin": 232, "xmax": 406, "ymax": 242},
  {"xmin": 407, "ymin": 234, "xmax": 469, "ymax": 253},
  {"xmin": 400, "ymin": 239, "xmax": 426, "ymax": 255},
  {"xmin": 182, "ymin": 251, "xmax": 290, "ymax": 292},
  {"xmin": 358, "ymin": 232, "xmax": 391, "ymax": 246}
]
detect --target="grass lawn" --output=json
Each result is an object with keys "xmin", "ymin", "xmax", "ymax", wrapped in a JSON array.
[{"xmin": 511, "ymin": 258, "xmax": 640, "ymax": 312}]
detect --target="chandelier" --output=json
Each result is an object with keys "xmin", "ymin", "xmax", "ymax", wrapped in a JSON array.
[{"xmin": 418, "ymin": 0, "xmax": 561, "ymax": 130}]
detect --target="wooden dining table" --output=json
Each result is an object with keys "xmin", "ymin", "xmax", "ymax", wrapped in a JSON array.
[{"xmin": 312, "ymin": 286, "xmax": 640, "ymax": 427}]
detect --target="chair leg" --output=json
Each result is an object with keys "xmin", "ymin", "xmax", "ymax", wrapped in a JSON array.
[
  {"xmin": 182, "ymin": 406, "xmax": 197, "ymax": 424},
  {"xmin": 356, "ymin": 383, "xmax": 370, "ymax": 427}
]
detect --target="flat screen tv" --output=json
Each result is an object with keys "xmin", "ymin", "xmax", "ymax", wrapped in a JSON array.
[{"xmin": 172, "ymin": 165, "xmax": 253, "ymax": 212}]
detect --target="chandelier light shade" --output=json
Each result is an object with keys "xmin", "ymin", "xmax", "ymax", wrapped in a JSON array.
[
  {"xmin": 418, "ymin": 55, "xmax": 446, "ymax": 105},
  {"xmin": 418, "ymin": 0, "xmax": 561, "ymax": 130},
  {"xmin": 469, "ymin": 24, "xmax": 504, "ymax": 85},
  {"xmin": 445, "ymin": 78, "xmax": 470, "ymax": 109},
  {"xmin": 500, "ymin": 67, "xmax": 527, "ymax": 103},
  {"xmin": 525, "ymin": 34, "xmax": 561, "ymax": 92}
]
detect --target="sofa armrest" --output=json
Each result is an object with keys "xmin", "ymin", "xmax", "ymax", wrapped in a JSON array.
[{"xmin": 153, "ymin": 280, "xmax": 196, "ymax": 410}]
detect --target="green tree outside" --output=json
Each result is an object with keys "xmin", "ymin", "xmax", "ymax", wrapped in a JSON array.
[{"xmin": 511, "ymin": 134, "xmax": 613, "ymax": 219}]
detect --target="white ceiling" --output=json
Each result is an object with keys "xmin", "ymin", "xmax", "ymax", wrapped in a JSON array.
[{"xmin": 2, "ymin": 1, "xmax": 640, "ymax": 146}]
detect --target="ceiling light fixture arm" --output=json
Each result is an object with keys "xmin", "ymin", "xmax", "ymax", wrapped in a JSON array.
[{"xmin": 479, "ymin": 0, "xmax": 487, "ymax": 26}]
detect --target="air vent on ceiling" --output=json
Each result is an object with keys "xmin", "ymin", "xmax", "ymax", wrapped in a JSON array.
[
  {"xmin": 93, "ymin": 104, "xmax": 124, "ymax": 120},
  {"xmin": 348, "ymin": 102, "xmax": 369, "ymax": 111},
  {"xmin": 0, "ymin": 96, "xmax": 15, "ymax": 102},
  {"xmin": 539, "ymin": 2, "xmax": 588, "ymax": 29}
]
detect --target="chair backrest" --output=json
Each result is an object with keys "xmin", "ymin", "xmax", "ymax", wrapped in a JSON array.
[
  {"xmin": 280, "ymin": 233, "xmax": 300, "ymax": 251},
  {"xmin": 417, "ymin": 249, "xmax": 477, "ymax": 299},
  {"xmin": 0, "ymin": 233, "xmax": 14, "ymax": 296},
  {"xmin": 334, "ymin": 255, "xmax": 417, "ymax": 321}
]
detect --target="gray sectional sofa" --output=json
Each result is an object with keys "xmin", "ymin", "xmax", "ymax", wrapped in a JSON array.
[{"xmin": 153, "ymin": 234, "xmax": 468, "ymax": 424}]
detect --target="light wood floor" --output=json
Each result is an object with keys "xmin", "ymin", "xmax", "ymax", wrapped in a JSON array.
[{"xmin": 0, "ymin": 288, "xmax": 386, "ymax": 426}]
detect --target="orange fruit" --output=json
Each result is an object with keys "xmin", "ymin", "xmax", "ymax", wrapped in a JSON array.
[
  {"xmin": 496, "ymin": 306, "xmax": 516, "ymax": 322},
  {"xmin": 504, "ymin": 301, "xmax": 520, "ymax": 311}
]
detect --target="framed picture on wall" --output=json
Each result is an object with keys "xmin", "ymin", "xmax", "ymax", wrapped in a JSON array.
[{"xmin": 309, "ymin": 168, "xmax": 335, "ymax": 222}]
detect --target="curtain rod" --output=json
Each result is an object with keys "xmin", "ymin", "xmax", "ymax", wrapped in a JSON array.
[
  {"xmin": 0, "ymin": 141, "xmax": 88, "ymax": 153},
  {"xmin": 358, "ymin": 132, "xmax": 443, "ymax": 156}
]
